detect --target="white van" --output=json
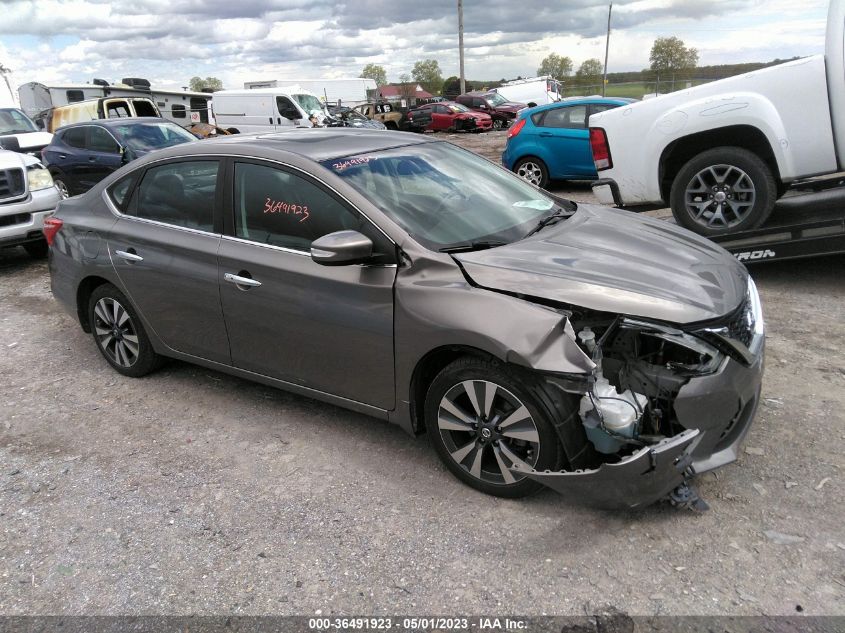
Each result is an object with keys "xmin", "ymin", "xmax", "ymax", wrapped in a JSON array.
[
  {"xmin": 212, "ymin": 87, "xmax": 327, "ymax": 133},
  {"xmin": 494, "ymin": 76, "xmax": 562, "ymax": 107}
]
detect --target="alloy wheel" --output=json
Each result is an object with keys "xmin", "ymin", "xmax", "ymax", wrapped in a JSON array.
[
  {"xmin": 54, "ymin": 179, "xmax": 70, "ymax": 199},
  {"xmin": 516, "ymin": 161, "xmax": 543, "ymax": 186},
  {"xmin": 93, "ymin": 297, "xmax": 140, "ymax": 368},
  {"xmin": 437, "ymin": 380, "xmax": 541, "ymax": 485},
  {"xmin": 493, "ymin": 119, "xmax": 503, "ymax": 130},
  {"xmin": 683, "ymin": 164, "xmax": 756, "ymax": 229}
]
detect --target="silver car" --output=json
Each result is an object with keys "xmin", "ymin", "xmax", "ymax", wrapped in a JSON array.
[{"xmin": 47, "ymin": 129, "xmax": 764, "ymax": 509}]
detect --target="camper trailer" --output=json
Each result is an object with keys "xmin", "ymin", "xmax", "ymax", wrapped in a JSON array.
[{"xmin": 18, "ymin": 79, "xmax": 213, "ymax": 128}]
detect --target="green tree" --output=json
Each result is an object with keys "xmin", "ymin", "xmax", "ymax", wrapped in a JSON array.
[
  {"xmin": 398, "ymin": 73, "xmax": 417, "ymax": 104},
  {"xmin": 411, "ymin": 59, "xmax": 443, "ymax": 95},
  {"xmin": 575, "ymin": 58, "xmax": 603, "ymax": 86},
  {"xmin": 649, "ymin": 36, "xmax": 699, "ymax": 86},
  {"xmin": 360, "ymin": 63, "xmax": 387, "ymax": 87},
  {"xmin": 441, "ymin": 76, "xmax": 461, "ymax": 99},
  {"xmin": 537, "ymin": 53, "xmax": 572, "ymax": 79},
  {"xmin": 189, "ymin": 76, "xmax": 224, "ymax": 92}
]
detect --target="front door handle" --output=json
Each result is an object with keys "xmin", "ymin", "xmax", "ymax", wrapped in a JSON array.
[
  {"xmin": 115, "ymin": 249, "xmax": 143, "ymax": 262},
  {"xmin": 224, "ymin": 272, "xmax": 262, "ymax": 288},
  {"xmin": 538, "ymin": 132, "xmax": 554, "ymax": 137}
]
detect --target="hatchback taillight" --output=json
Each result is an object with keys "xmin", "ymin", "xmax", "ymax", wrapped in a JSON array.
[
  {"xmin": 508, "ymin": 118, "xmax": 526, "ymax": 139},
  {"xmin": 43, "ymin": 217, "xmax": 63, "ymax": 246},
  {"xmin": 590, "ymin": 127, "xmax": 612, "ymax": 170}
]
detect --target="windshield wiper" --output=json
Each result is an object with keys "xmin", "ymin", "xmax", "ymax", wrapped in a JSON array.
[
  {"xmin": 523, "ymin": 206, "xmax": 573, "ymax": 238},
  {"xmin": 439, "ymin": 240, "xmax": 508, "ymax": 253}
]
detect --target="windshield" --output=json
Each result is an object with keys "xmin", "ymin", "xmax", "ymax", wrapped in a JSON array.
[
  {"xmin": 448, "ymin": 103, "xmax": 470, "ymax": 113},
  {"xmin": 0, "ymin": 108, "xmax": 39, "ymax": 134},
  {"xmin": 485, "ymin": 93, "xmax": 507, "ymax": 106},
  {"xmin": 322, "ymin": 142, "xmax": 566, "ymax": 251},
  {"xmin": 293, "ymin": 93, "xmax": 325, "ymax": 114},
  {"xmin": 111, "ymin": 122, "xmax": 196, "ymax": 152}
]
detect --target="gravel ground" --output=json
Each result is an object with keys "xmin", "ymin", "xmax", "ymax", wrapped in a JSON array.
[{"xmin": 0, "ymin": 130, "xmax": 843, "ymax": 617}]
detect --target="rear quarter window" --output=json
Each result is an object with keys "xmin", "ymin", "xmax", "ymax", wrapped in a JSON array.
[{"xmin": 107, "ymin": 173, "xmax": 138, "ymax": 212}]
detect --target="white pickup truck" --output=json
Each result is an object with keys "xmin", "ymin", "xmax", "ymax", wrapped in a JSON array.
[{"xmin": 589, "ymin": 0, "xmax": 845, "ymax": 237}]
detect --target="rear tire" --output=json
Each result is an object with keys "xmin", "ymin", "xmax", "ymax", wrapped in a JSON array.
[
  {"xmin": 424, "ymin": 357, "xmax": 567, "ymax": 498},
  {"xmin": 669, "ymin": 146, "xmax": 777, "ymax": 236},
  {"xmin": 513, "ymin": 157, "xmax": 549, "ymax": 189},
  {"xmin": 88, "ymin": 283, "xmax": 163, "ymax": 378}
]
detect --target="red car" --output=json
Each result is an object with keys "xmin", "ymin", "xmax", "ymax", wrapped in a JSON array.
[{"xmin": 411, "ymin": 101, "xmax": 493, "ymax": 133}]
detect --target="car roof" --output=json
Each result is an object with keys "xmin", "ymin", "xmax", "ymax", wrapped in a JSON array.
[
  {"xmin": 141, "ymin": 128, "xmax": 435, "ymax": 163},
  {"xmin": 56, "ymin": 117, "xmax": 181, "ymax": 132}
]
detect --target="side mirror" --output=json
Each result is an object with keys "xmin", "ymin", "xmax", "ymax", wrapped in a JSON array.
[
  {"xmin": 311, "ymin": 230, "xmax": 373, "ymax": 266},
  {"xmin": 120, "ymin": 146, "xmax": 131, "ymax": 164}
]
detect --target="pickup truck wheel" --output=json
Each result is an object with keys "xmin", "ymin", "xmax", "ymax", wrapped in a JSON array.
[
  {"xmin": 670, "ymin": 147, "xmax": 776, "ymax": 236},
  {"xmin": 513, "ymin": 157, "xmax": 549, "ymax": 189},
  {"xmin": 424, "ymin": 357, "xmax": 565, "ymax": 498},
  {"xmin": 492, "ymin": 119, "xmax": 504, "ymax": 130}
]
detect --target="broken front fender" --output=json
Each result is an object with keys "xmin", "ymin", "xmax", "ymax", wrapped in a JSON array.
[{"xmin": 511, "ymin": 429, "xmax": 700, "ymax": 509}]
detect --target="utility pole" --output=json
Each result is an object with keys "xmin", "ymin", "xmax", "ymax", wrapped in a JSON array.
[
  {"xmin": 458, "ymin": 0, "xmax": 466, "ymax": 95},
  {"xmin": 602, "ymin": 2, "xmax": 612, "ymax": 97}
]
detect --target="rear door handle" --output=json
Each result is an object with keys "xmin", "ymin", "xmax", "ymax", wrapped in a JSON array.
[
  {"xmin": 224, "ymin": 272, "xmax": 262, "ymax": 288},
  {"xmin": 115, "ymin": 249, "xmax": 143, "ymax": 262},
  {"xmin": 88, "ymin": 156, "xmax": 97, "ymax": 162},
  {"xmin": 538, "ymin": 132, "xmax": 554, "ymax": 137}
]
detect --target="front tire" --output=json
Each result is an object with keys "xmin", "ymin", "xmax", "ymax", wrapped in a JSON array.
[
  {"xmin": 669, "ymin": 146, "xmax": 777, "ymax": 236},
  {"xmin": 52, "ymin": 177, "xmax": 70, "ymax": 199},
  {"xmin": 88, "ymin": 284, "xmax": 162, "ymax": 377},
  {"xmin": 424, "ymin": 357, "xmax": 565, "ymax": 498},
  {"xmin": 513, "ymin": 157, "xmax": 549, "ymax": 189}
]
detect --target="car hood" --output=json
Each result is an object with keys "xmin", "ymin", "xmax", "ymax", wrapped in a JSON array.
[
  {"xmin": 453, "ymin": 205, "xmax": 748, "ymax": 324},
  {"xmin": 496, "ymin": 102, "xmax": 526, "ymax": 112},
  {"xmin": 1, "ymin": 131, "xmax": 53, "ymax": 150}
]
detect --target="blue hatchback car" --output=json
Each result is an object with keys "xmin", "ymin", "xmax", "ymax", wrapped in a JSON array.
[
  {"xmin": 42, "ymin": 118, "xmax": 196, "ymax": 198},
  {"xmin": 502, "ymin": 97, "xmax": 635, "ymax": 189}
]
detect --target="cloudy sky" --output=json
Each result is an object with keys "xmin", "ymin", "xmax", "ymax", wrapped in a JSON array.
[{"xmin": 0, "ymin": 0, "xmax": 830, "ymax": 94}]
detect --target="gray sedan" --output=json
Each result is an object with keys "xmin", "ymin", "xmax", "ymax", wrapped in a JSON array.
[{"xmin": 46, "ymin": 129, "xmax": 764, "ymax": 509}]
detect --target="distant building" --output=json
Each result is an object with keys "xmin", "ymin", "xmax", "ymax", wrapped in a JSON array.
[{"xmin": 377, "ymin": 83, "xmax": 433, "ymax": 106}]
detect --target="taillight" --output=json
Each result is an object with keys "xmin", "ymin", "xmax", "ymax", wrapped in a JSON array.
[
  {"xmin": 43, "ymin": 217, "xmax": 63, "ymax": 246},
  {"xmin": 407, "ymin": 112, "xmax": 414, "ymax": 121},
  {"xmin": 508, "ymin": 117, "xmax": 526, "ymax": 139},
  {"xmin": 590, "ymin": 127, "xmax": 612, "ymax": 170}
]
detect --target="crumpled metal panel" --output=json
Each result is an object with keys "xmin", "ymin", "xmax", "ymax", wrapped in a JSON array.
[{"xmin": 511, "ymin": 429, "xmax": 700, "ymax": 509}]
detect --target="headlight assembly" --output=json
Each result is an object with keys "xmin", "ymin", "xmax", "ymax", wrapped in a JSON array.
[
  {"xmin": 618, "ymin": 318, "xmax": 724, "ymax": 375},
  {"xmin": 27, "ymin": 167, "xmax": 54, "ymax": 191}
]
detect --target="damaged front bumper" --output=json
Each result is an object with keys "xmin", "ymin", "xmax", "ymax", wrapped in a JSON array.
[
  {"xmin": 511, "ymin": 429, "xmax": 700, "ymax": 509},
  {"xmin": 515, "ymin": 334, "xmax": 764, "ymax": 510}
]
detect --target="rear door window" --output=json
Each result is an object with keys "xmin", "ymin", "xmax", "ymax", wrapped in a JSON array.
[
  {"xmin": 127, "ymin": 160, "xmax": 219, "ymax": 232},
  {"xmin": 62, "ymin": 127, "xmax": 87, "ymax": 149},
  {"xmin": 537, "ymin": 105, "xmax": 588, "ymax": 129},
  {"xmin": 88, "ymin": 126, "xmax": 120, "ymax": 153}
]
